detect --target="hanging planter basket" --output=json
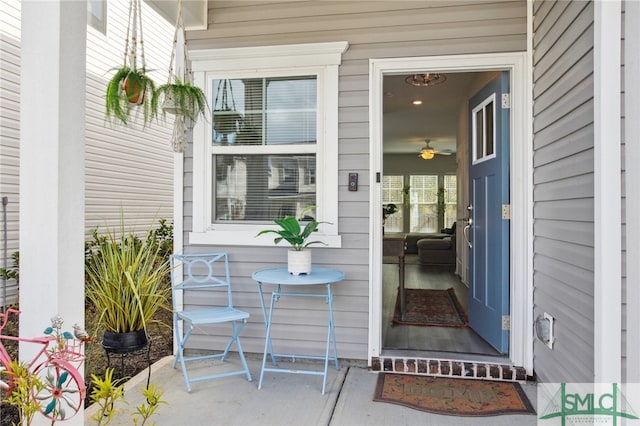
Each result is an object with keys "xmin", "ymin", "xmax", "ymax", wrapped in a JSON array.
[
  {"xmin": 104, "ymin": 0, "xmax": 157, "ymax": 127},
  {"xmin": 155, "ymin": 0, "xmax": 208, "ymax": 152}
]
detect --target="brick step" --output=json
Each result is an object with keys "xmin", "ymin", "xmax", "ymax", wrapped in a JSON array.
[{"xmin": 371, "ymin": 356, "xmax": 529, "ymax": 382}]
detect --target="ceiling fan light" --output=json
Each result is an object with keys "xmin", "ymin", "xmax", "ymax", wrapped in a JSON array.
[{"xmin": 420, "ymin": 148, "xmax": 435, "ymax": 160}]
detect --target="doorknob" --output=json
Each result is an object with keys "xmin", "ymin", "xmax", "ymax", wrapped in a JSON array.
[{"xmin": 463, "ymin": 205, "xmax": 472, "ymax": 249}]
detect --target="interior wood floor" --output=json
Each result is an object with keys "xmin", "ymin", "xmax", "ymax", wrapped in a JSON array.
[{"xmin": 382, "ymin": 256, "xmax": 503, "ymax": 358}]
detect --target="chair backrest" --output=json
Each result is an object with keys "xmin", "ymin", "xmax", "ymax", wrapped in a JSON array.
[{"xmin": 171, "ymin": 252, "xmax": 235, "ymax": 309}]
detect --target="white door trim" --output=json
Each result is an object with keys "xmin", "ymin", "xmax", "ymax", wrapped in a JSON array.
[{"xmin": 368, "ymin": 52, "xmax": 533, "ymax": 374}]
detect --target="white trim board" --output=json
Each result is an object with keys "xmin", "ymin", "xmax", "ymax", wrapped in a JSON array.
[
  {"xmin": 594, "ymin": 0, "xmax": 622, "ymax": 384},
  {"xmin": 368, "ymin": 52, "xmax": 533, "ymax": 374}
]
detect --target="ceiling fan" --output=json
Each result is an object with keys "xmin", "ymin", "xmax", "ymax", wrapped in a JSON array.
[{"xmin": 418, "ymin": 139, "xmax": 453, "ymax": 160}]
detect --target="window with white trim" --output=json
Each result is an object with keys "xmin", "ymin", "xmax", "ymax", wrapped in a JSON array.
[{"xmin": 189, "ymin": 42, "xmax": 348, "ymax": 247}]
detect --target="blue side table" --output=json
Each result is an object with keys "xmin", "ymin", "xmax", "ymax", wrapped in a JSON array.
[{"xmin": 252, "ymin": 267, "xmax": 345, "ymax": 394}]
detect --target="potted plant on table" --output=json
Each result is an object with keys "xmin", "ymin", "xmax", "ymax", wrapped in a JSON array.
[
  {"xmin": 256, "ymin": 206, "xmax": 327, "ymax": 275},
  {"xmin": 85, "ymin": 219, "xmax": 171, "ymax": 353}
]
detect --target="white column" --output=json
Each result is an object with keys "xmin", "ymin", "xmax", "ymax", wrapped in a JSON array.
[
  {"xmin": 19, "ymin": 0, "xmax": 86, "ymax": 379},
  {"xmin": 624, "ymin": 1, "xmax": 640, "ymax": 384},
  {"xmin": 593, "ymin": 0, "xmax": 621, "ymax": 384}
]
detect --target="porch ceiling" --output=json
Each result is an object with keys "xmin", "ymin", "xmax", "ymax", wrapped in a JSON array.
[{"xmin": 146, "ymin": 0, "xmax": 207, "ymax": 30}]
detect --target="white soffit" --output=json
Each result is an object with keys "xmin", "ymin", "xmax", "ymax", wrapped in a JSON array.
[{"xmin": 146, "ymin": 0, "xmax": 207, "ymax": 31}]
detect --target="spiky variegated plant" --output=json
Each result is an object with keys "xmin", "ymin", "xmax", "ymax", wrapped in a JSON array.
[{"xmin": 85, "ymin": 219, "xmax": 170, "ymax": 334}]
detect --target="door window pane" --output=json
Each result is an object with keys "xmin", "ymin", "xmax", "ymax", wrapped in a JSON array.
[{"xmin": 485, "ymin": 102, "xmax": 494, "ymax": 156}]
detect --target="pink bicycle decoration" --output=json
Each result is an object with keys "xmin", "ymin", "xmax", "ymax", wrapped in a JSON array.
[{"xmin": 0, "ymin": 309, "xmax": 87, "ymax": 421}]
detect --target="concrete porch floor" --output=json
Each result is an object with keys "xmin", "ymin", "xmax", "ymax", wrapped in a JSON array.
[{"xmin": 85, "ymin": 353, "xmax": 538, "ymax": 425}]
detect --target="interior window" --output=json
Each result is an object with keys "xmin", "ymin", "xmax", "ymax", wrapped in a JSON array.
[{"xmin": 382, "ymin": 175, "xmax": 404, "ymax": 233}]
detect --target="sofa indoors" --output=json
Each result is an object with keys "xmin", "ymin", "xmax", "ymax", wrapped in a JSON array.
[{"xmin": 417, "ymin": 222, "xmax": 457, "ymax": 265}]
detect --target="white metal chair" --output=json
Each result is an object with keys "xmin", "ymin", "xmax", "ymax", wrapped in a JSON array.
[{"xmin": 171, "ymin": 252, "xmax": 252, "ymax": 392}]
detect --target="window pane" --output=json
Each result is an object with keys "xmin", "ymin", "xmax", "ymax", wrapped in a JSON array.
[
  {"xmin": 485, "ymin": 102, "xmax": 494, "ymax": 156},
  {"xmin": 212, "ymin": 77, "xmax": 316, "ymax": 146},
  {"xmin": 410, "ymin": 175, "xmax": 438, "ymax": 233},
  {"xmin": 475, "ymin": 109, "xmax": 483, "ymax": 160},
  {"xmin": 213, "ymin": 154, "xmax": 316, "ymax": 222},
  {"xmin": 382, "ymin": 176, "xmax": 404, "ymax": 233},
  {"xmin": 87, "ymin": 0, "xmax": 106, "ymax": 34},
  {"xmin": 443, "ymin": 175, "xmax": 457, "ymax": 229}
]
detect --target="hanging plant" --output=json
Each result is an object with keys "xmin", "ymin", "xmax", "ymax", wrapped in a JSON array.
[
  {"xmin": 155, "ymin": 77, "xmax": 207, "ymax": 122},
  {"xmin": 154, "ymin": 0, "xmax": 208, "ymax": 152},
  {"xmin": 213, "ymin": 79, "xmax": 243, "ymax": 142},
  {"xmin": 104, "ymin": 0, "xmax": 157, "ymax": 127}
]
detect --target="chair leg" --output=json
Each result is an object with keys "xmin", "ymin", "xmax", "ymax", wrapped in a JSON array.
[
  {"xmin": 230, "ymin": 319, "xmax": 252, "ymax": 381},
  {"xmin": 175, "ymin": 322, "xmax": 195, "ymax": 392},
  {"xmin": 235, "ymin": 322, "xmax": 252, "ymax": 382}
]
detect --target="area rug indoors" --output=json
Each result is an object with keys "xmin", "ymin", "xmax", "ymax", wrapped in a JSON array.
[
  {"xmin": 392, "ymin": 288, "xmax": 468, "ymax": 327},
  {"xmin": 373, "ymin": 373, "xmax": 536, "ymax": 417}
]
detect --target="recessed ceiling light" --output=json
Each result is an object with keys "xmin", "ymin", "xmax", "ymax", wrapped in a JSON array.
[{"xmin": 412, "ymin": 100, "xmax": 423, "ymax": 105}]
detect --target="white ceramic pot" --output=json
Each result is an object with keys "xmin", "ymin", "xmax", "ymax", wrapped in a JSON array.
[{"xmin": 288, "ymin": 249, "xmax": 312, "ymax": 275}]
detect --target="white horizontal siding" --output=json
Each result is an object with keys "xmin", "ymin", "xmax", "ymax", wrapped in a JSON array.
[
  {"xmin": 532, "ymin": 0, "xmax": 595, "ymax": 382},
  {"xmin": 85, "ymin": 0, "xmax": 175, "ymax": 234},
  {"xmin": 0, "ymin": 0, "xmax": 176, "ymax": 307},
  {"xmin": 182, "ymin": 1, "xmax": 526, "ymax": 360},
  {"xmin": 0, "ymin": 0, "xmax": 21, "ymax": 306}
]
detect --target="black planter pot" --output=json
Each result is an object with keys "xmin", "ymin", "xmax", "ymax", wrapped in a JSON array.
[{"xmin": 102, "ymin": 329, "xmax": 148, "ymax": 354}]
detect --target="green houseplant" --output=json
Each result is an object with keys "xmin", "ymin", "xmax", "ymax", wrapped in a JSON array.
[
  {"xmin": 105, "ymin": 66, "xmax": 157, "ymax": 127},
  {"xmin": 155, "ymin": 77, "xmax": 207, "ymax": 122},
  {"xmin": 85, "ymin": 219, "xmax": 171, "ymax": 353},
  {"xmin": 155, "ymin": 0, "xmax": 208, "ymax": 152},
  {"xmin": 104, "ymin": 0, "xmax": 157, "ymax": 127},
  {"xmin": 256, "ymin": 206, "xmax": 327, "ymax": 275}
]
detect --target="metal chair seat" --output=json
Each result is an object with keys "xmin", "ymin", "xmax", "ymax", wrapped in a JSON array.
[{"xmin": 176, "ymin": 307, "xmax": 250, "ymax": 325}]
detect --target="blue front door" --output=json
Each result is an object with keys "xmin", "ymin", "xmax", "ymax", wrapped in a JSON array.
[{"xmin": 467, "ymin": 72, "xmax": 510, "ymax": 353}]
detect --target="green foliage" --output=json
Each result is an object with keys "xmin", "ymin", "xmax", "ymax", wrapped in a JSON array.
[
  {"xmin": 105, "ymin": 66, "xmax": 158, "ymax": 127},
  {"xmin": 0, "ymin": 251, "xmax": 19, "ymax": 283},
  {"xmin": 89, "ymin": 369, "xmax": 165, "ymax": 426},
  {"xmin": 256, "ymin": 205, "xmax": 327, "ymax": 251},
  {"xmin": 89, "ymin": 368, "xmax": 126, "ymax": 425},
  {"xmin": 1, "ymin": 360, "xmax": 45, "ymax": 426},
  {"xmin": 155, "ymin": 78, "xmax": 208, "ymax": 122},
  {"xmin": 132, "ymin": 383, "xmax": 166, "ymax": 425},
  {"xmin": 85, "ymin": 218, "xmax": 171, "ymax": 334}
]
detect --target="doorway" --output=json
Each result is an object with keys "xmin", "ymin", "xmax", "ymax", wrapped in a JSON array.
[
  {"xmin": 368, "ymin": 53, "xmax": 532, "ymax": 372},
  {"xmin": 381, "ymin": 70, "xmax": 505, "ymax": 357}
]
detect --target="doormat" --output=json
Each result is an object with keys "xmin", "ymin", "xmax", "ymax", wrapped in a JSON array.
[
  {"xmin": 392, "ymin": 288, "xmax": 468, "ymax": 327},
  {"xmin": 373, "ymin": 373, "xmax": 536, "ymax": 417}
]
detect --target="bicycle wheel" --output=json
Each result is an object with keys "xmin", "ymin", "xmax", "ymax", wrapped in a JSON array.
[{"xmin": 32, "ymin": 359, "xmax": 86, "ymax": 421}]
